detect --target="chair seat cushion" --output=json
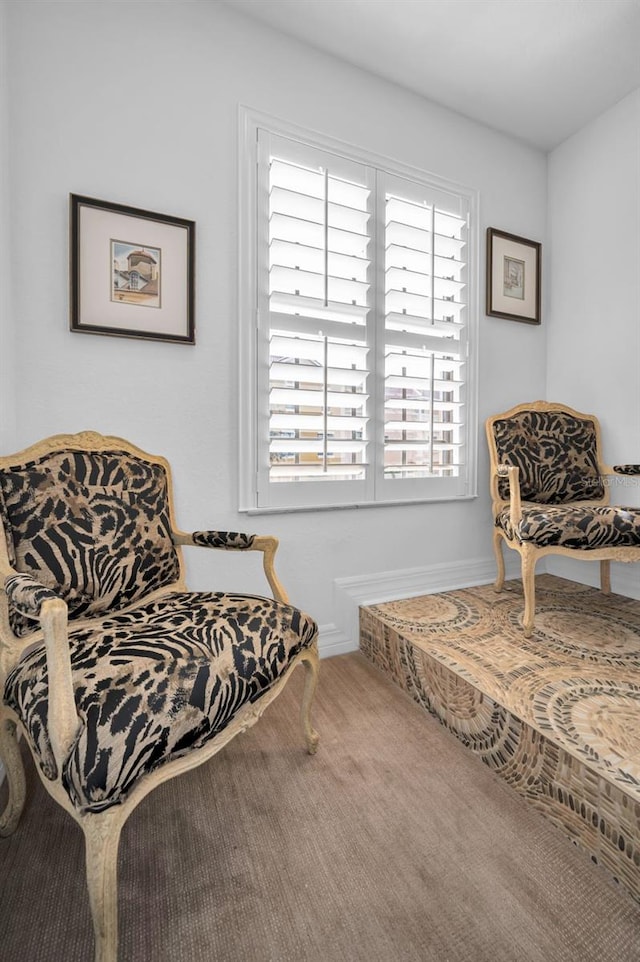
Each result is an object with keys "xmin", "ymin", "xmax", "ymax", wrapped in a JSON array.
[
  {"xmin": 496, "ymin": 503, "xmax": 640, "ymax": 549},
  {"xmin": 4, "ymin": 591, "xmax": 317, "ymax": 814}
]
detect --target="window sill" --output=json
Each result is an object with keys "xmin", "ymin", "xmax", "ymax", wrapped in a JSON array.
[{"xmin": 241, "ymin": 492, "xmax": 478, "ymax": 516}]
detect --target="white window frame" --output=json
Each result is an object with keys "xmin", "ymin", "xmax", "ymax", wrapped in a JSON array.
[{"xmin": 238, "ymin": 106, "xmax": 479, "ymax": 514}]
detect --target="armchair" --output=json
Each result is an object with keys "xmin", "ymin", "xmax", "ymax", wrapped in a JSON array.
[
  {"xmin": 486, "ymin": 401, "xmax": 640, "ymax": 636},
  {"xmin": 0, "ymin": 431, "xmax": 319, "ymax": 962}
]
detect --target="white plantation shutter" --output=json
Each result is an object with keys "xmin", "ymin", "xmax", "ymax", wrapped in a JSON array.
[
  {"xmin": 257, "ymin": 131, "xmax": 374, "ymax": 508},
  {"xmin": 246, "ymin": 119, "xmax": 476, "ymax": 511},
  {"xmin": 379, "ymin": 174, "xmax": 469, "ymax": 500}
]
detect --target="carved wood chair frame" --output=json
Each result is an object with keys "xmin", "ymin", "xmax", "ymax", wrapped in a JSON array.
[
  {"xmin": 0, "ymin": 431, "xmax": 319, "ymax": 962},
  {"xmin": 486, "ymin": 400, "xmax": 640, "ymax": 637}
]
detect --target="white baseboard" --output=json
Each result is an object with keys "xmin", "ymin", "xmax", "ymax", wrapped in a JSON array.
[
  {"xmin": 317, "ymin": 623, "xmax": 353, "ymax": 659},
  {"xmin": 333, "ymin": 554, "xmax": 522, "ymax": 654}
]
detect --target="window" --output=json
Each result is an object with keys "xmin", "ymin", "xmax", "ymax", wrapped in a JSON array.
[{"xmin": 239, "ymin": 111, "xmax": 478, "ymax": 512}]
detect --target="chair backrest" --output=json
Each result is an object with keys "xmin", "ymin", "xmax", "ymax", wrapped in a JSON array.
[
  {"xmin": 486, "ymin": 402, "xmax": 606, "ymax": 505},
  {"xmin": 0, "ymin": 433, "xmax": 182, "ymax": 638}
]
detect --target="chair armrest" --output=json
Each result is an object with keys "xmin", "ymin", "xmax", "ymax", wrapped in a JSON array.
[
  {"xmin": 191, "ymin": 530, "xmax": 256, "ymax": 550},
  {"xmin": 2, "ymin": 573, "xmax": 79, "ymax": 771},
  {"xmin": 172, "ymin": 529, "xmax": 289, "ymax": 604},
  {"xmin": 496, "ymin": 464, "xmax": 522, "ymax": 526},
  {"xmin": 611, "ymin": 464, "xmax": 640, "ymax": 476},
  {"xmin": 173, "ymin": 529, "xmax": 255, "ymax": 550},
  {"xmin": 4, "ymin": 572, "xmax": 61, "ymax": 621}
]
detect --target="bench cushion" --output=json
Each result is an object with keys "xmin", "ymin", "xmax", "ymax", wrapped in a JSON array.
[
  {"xmin": 497, "ymin": 504, "xmax": 640, "ymax": 549},
  {"xmin": 4, "ymin": 591, "xmax": 317, "ymax": 814}
]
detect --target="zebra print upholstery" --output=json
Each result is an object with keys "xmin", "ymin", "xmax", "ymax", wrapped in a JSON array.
[
  {"xmin": 496, "ymin": 504, "xmax": 640, "ymax": 549},
  {"xmin": 4, "ymin": 572, "xmax": 61, "ymax": 619},
  {"xmin": 0, "ymin": 432, "xmax": 319, "ymax": 962},
  {"xmin": 486, "ymin": 401, "xmax": 640, "ymax": 638},
  {"xmin": 192, "ymin": 530, "xmax": 255, "ymax": 550},
  {"xmin": 4, "ymin": 589, "xmax": 316, "ymax": 813},
  {"xmin": 0, "ymin": 449, "xmax": 180, "ymax": 638},
  {"xmin": 492, "ymin": 409, "xmax": 605, "ymax": 503},
  {"xmin": 0, "ymin": 439, "xmax": 319, "ymax": 815},
  {"xmin": 613, "ymin": 464, "xmax": 640, "ymax": 475}
]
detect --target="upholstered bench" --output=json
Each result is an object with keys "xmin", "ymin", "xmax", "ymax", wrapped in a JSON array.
[{"xmin": 0, "ymin": 432, "xmax": 319, "ymax": 962}]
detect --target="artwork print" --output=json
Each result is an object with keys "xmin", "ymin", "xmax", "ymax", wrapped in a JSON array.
[
  {"xmin": 486, "ymin": 227, "xmax": 540, "ymax": 325},
  {"xmin": 70, "ymin": 193, "xmax": 195, "ymax": 343},
  {"xmin": 503, "ymin": 256, "xmax": 524, "ymax": 300},
  {"xmin": 112, "ymin": 240, "xmax": 161, "ymax": 308}
]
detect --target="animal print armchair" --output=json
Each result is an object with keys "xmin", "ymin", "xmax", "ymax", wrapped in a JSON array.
[
  {"xmin": 486, "ymin": 401, "xmax": 640, "ymax": 636},
  {"xmin": 0, "ymin": 431, "xmax": 319, "ymax": 962}
]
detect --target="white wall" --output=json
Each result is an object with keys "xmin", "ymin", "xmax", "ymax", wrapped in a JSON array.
[
  {"xmin": 0, "ymin": 2, "xmax": 14, "ymax": 453},
  {"xmin": 546, "ymin": 88, "xmax": 640, "ymax": 595},
  {"xmin": 3, "ymin": 0, "xmax": 547, "ymax": 650}
]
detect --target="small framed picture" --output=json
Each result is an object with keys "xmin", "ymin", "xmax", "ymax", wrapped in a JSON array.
[
  {"xmin": 70, "ymin": 194, "xmax": 195, "ymax": 344},
  {"xmin": 486, "ymin": 227, "xmax": 541, "ymax": 325}
]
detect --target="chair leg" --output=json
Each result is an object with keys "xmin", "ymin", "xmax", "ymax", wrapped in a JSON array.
[
  {"xmin": 600, "ymin": 560, "xmax": 611, "ymax": 594},
  {"xmin": 493, "ymin": 529, "xmax": 505, "ymax": 592},
  {"xmin": 300, "ymin": 647, "xmax": 320, "ymax": 755},
  {"xmin": 84, "ymin": 810, "xmax": 123, "ymax": 962},
  {"xmin": 0, "ymin": 710, "xmax": 26, "ymax": 836},
  {"xmin": 521, "ymin": 546, "xmax": 537, "ymax": 638}
]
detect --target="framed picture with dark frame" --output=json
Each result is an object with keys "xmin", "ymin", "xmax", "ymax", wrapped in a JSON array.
[
  {"xmin": 70, "ymin": 194, "xmax": 195, "ymax": 344},
  {"xmin": 486, "ymin": 227, "xmax": 541, "ymax": 325}
]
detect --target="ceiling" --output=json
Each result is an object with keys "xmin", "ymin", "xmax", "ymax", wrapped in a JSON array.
[{"xmin": 222, "ymin": 0, "xmax": 640, "ymax": 151}]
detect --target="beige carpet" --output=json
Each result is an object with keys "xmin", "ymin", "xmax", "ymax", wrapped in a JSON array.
[{"xmin": 1, "ymin": 651, "xmax": 640, "ymax": 961}]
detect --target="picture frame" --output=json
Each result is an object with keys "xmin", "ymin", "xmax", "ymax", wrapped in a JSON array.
[
  {"xmin": 486, "ymin": 227, "xmax": 541, "ymax": 325},
  {"xmin": 70, "ymin": 194, "xmax": 195, "ymax": 344}
]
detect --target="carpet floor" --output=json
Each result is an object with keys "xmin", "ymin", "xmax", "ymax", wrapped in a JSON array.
[{"xmin": 1, "ymin": 650, "xmax": 639, "ymax": 961}]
